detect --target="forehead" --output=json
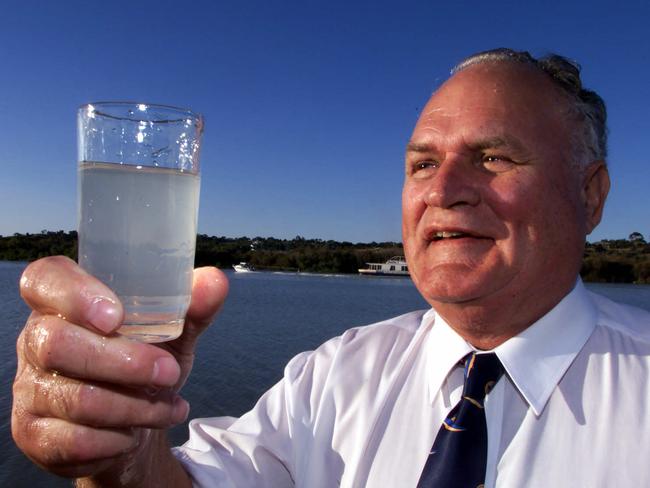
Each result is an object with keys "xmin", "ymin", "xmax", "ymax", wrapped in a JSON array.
[{"xmin": 411, "ymin": 62, "xmax": 571, "ymax": 145}]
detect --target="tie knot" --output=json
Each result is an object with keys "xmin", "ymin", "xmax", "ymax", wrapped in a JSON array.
[{"xmin": 463, "ymin": 352, "xmax": 503, "ymax": 405}]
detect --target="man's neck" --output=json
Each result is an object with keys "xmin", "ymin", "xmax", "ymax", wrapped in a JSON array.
[{"xmin": 431, "ymin": 279, "xmax": 578, "ymax": 350}]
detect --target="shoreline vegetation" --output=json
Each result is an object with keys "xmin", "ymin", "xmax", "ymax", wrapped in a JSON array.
[{"xmin": 1, "ymin": 231, "xmax": 649, "ymax": 284}]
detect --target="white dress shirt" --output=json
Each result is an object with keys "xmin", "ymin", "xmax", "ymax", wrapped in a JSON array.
[{"xmin": 173, "ymin": 280, "xmax": 650, "ymax": 487}]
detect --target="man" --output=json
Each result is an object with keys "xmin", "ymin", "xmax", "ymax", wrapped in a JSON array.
[{"xmin": 12, "ymin": 48, "xmax": 650, "ymax": 487}]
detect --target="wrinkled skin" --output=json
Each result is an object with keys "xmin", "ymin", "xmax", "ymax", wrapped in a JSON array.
[
  {"xmin": 12, "ymin": 256, "xmax": 228, "ymax": 485},
  {"xmin": 402, "ymin": 62, "xmax": 610, "ymax": 349}
]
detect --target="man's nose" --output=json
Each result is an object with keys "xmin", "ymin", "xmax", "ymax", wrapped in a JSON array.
[{"xmin": 422, "ymin": 155, "xmax": 481, "ymax": 209}]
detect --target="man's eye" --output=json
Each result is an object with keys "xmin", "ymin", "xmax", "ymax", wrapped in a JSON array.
[
  {"xmin": 482, "ymin": 155, "xmax": 515, "ymax": 173},
  {"xmin": 412, "ymin": 160, "xmax": 439, "ymax": 173}
]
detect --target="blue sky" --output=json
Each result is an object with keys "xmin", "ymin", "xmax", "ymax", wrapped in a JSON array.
[{"xmin": 1, "ymin": 0, "xmax": 648, "ymax": 242}]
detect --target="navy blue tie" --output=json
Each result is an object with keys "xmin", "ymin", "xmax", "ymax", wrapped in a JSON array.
[{"xmin": 417, "ymin": 352, "xmax": 503, "ymax": 487}]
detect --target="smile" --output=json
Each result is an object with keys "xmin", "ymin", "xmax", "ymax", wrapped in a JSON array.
[{"xmin": 432, "ymin": 231, "xmax": 470, "ymax": 241}]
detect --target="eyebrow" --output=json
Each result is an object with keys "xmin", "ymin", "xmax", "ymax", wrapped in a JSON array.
[
  {"xmin": 405, "ymin": 141, "xmax": 434, "ymax": 153},
  {"xmin": 406, "ymin": 135, "xmax": 528, "ymax": 154},
  {"xmin": 469, "ymin": 136, "xmax": 527, "ymax": 152}
]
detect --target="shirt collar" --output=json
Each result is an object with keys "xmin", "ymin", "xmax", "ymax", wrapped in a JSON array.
[
  {"xmin": 423, "ymin": 309, "xmax": 474, "ymax": 405},
  {"xmin": 422, "ymin": 280, "xmax": 597, "ymax": 416},
  {"xmin": 495, "ymin": 279, "xmax": 597, "ymax": 416}
]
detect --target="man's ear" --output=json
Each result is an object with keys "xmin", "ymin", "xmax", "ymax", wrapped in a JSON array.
[{"xmin": 582, "ymin": 160, "xmax": 610, "ymax": 234}]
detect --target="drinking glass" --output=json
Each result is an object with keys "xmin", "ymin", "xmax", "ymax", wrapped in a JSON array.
[{"xmin": 77, "ymin": 102, "xmax": 203, "ymax": 342}]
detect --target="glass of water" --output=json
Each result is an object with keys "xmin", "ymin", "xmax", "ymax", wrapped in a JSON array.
[{"xmin": 77, "ymin": 102, "xmax": 203, "ymax": 342}]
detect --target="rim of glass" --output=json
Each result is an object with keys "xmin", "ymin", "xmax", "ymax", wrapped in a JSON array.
[{"xmin": 79, "ymin": 101, "xmax": 203, "ymax": 124}]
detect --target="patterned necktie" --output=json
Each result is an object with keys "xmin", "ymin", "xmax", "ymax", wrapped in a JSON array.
[{"xmin": 417, "ymin": 352, "xmax": 504, "ymax": 488}]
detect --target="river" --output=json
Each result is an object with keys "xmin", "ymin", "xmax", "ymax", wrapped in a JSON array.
[{"xmin": 0, "ymin": 260, "xmax": 648, "ymax": 486}]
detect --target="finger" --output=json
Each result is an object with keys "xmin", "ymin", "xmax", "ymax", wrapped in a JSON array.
[
  {"xmin": 12, "ymin": 413, "xmax": 137, "ymax": 479},
  {"xmin": 186, "ymin": 266, "xmax": 229, "ymax": 329},
  {"xmin": 21, "ymin": 313, "xmax": 182, "ymax": 388},
  {"xmin": 20, "ymin": 256, "xmax": 123, "ymax": 335},
  {"xmin": 16, "ymin": 368, "xmax": 189, "ymax": 429},
  {"xmin": 173, "ymin": 266, "xmax": 229, "ymax": 350}
]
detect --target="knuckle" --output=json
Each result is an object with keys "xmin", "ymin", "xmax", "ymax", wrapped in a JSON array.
[
  {"xmin": 20, "ymin": 256, "xmax": 78, "ymax": 313},
  {"xmin": 47, "ymin": 427, "xmax": 91, "ymax": 468},
  {"xmin": 12, "ymin": 415, "xmax": 51, "ymax": 464},
  {"xmin": 19, "ymin": 260, "xmax": 41, "ymax": 297},
  {"xmin": 12, "ymin": 362, "xmax": 37, "ymax": 410},
  {"xmin": 29, "ymin": 319, "xmax": 67, "ymax": 370},
  {"xmin": 29, "ymin": 419, "xmax": 90, "ymax": 467},
  {"xmin": 15, "ymin": 324, "xmax": 26, "ymax": 355},
  {"xmin": 13, "ymin": 333, "xmax": 30, "ymax": 387},
  {"xmin": 63, "ymin": 424, "xmax": 134, "ymax": 465},
  {"xmin": 69, "ymin": 382, "xmax": 100, "ymax": 422},
  {"xmin": 21, "ymin": 311, "xmax": 42, "ymax": 342},
  {"xmin": 48, "ymin": 380, "xmax": 98, "ymax": 425},
  {"xmin": 22, "ymin": 314, "xmax": 52, "ymax": 367},
  {"xmin": 11, "ymin": 409, "xmax": 127, "ymax": 475},
  {"xmin": 57, "ymin": 384, "xmax": 81, "ymax": 421},
  {"xmin": 61, "ymin": 425, "xmax": 91, "ymax": 462},
  {"xmin": 20, "ymin": 256, "xmax": 65, "ymax": 296},
  {"xmin": 10, "ymin": 402, "xmax": 32, "ymax": 449}
]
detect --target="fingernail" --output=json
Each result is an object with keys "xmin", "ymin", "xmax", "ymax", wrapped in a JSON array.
[
  {"xmin": 172, "ymin": 396, "xmax": 190, "ymax": 424},
  {"xmin": 152, "ymin": 357, "xmax": 181, "ymax": 387},
  {"xmin": 88, "ymin": 296, "xmax": 121, "ymax": 333}
]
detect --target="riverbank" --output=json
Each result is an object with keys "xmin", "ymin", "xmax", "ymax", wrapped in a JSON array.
[{"xmin": 1, "ymin": 231, "xmax": 648, "ymax": 283}]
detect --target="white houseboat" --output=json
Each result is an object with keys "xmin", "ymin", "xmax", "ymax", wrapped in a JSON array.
[
  {"xmin": 358, "ymin": 256, "xmax": 409, "ymax": 276},
  {"xmin": 232, "ymin": 262, "xmax": 255, "ymax": 273}
]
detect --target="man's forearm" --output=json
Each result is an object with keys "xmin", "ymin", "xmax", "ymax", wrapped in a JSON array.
[{"xmin": 75, "ymin": 429, "xmax": 192, "ymax": 488}]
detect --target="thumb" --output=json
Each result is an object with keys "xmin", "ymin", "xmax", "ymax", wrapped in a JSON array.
[{"xmin": 170, "ymin": 267, "xmax": 229, "ymax": 355}]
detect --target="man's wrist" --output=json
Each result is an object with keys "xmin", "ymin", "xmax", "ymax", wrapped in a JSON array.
[{"xmin": 74, "ymin": 429, "xmax": 191, "ymax": 488}]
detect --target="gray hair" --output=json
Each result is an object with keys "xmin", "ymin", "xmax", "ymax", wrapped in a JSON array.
[{"xmin": 452, "ymin": 48, "xmax": 608, "ymax": 167}]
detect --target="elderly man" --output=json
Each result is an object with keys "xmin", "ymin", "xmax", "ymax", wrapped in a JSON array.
[{"xmin": 12, "ymin": 48, "xmax": 650, "ymax": 487}]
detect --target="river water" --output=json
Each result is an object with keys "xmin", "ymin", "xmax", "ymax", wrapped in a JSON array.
[{"xmin": 1, "ymin": 260, "xmax": 648, "ymax": 486}]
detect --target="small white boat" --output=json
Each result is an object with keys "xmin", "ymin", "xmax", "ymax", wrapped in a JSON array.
[
  {"xmin": 232, "ymin": 262, "xmax": 255, "ymax": 273},
  {"xmin": 358, "ymin": 256, "xmax": 409, "ymax": 276}
]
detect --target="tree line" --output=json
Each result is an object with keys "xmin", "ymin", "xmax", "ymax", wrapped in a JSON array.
[
  {"xmin": 581, "ymin": 234, "xmax": 649, "ymax": 284},
  {"xmin": 1, "ymin": 230, "xmax": 649, "ymax": 283}
]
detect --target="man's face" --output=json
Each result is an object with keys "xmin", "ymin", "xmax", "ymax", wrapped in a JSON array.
[{"xmin": 402, "ymin": 63, "xmax": 605, "ymax": 317}]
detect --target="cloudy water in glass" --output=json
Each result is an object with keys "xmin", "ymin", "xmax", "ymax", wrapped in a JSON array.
[{"xmin": 78, "ymin": 161, "xmax": 200, "ymax": 341}]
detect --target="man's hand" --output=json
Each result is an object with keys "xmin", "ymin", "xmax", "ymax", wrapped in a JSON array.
[{"xmin": 11, "ymin": 256, "xmax": 228, "ymax": 484}]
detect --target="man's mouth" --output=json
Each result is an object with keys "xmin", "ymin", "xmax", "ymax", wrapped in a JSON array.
[{"xmin": 431, "ymin": 231, "xmax": 471, "ymax": 241}]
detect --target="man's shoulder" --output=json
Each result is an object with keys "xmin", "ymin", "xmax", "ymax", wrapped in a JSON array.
[
  {"xmin": 337, "ymin": 309, "xmax": 430, "ymax": 345},
  {"xmin": 284, "ymin": 309, "xmax": 430, "ymax": 382},
  {"xmin": 588, "ymin": 290, "xmax": 650, "ymax": 344}
]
